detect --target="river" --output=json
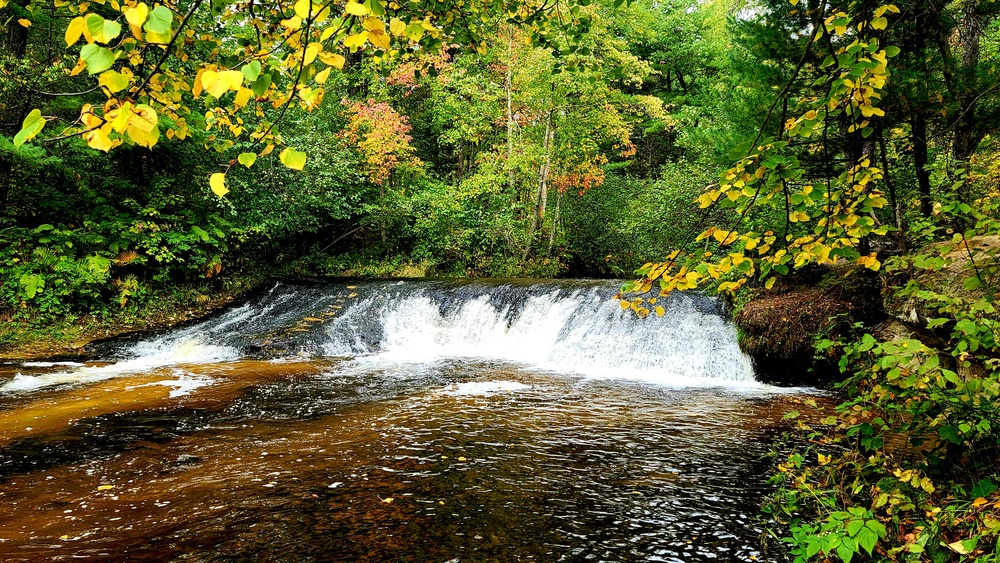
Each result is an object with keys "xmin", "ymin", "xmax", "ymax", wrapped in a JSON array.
[{"xmin": 0, "ymin": 279, "xmax": 824, "ymax": 562}]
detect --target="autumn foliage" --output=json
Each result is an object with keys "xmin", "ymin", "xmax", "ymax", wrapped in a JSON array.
[{"xmin": 340, "ymin": 99, "xmax": 421, "ymax": 186}]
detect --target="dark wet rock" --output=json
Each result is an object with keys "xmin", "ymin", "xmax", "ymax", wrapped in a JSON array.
[{"xmin": 735, "ymin": 265, "xmax": 884, "ymax": 386}]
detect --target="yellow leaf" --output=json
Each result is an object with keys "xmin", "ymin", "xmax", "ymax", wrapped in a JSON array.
[
  {"xmin": 948, "ymin": 541, "xmax": 970, "ymax": 555},
  {"xmin": 382, "ymin": 497, "xmax": 393, "ymax": 504},
  {"xmin": 654, "ymin": 306, "xmax": 665, "ymax": 317},
  {"xmin": 344, "ymin": 1, "xmax": 368, "ymax": 16},
  {"xmin": 619, "ymin": 300, "xmax": 630, "ymax": 310},
  {"xmin": 389, "ymin": 17, "xmax": 405, "ymax": 36},
  {"xmin": 98, "ymin": 70, "xmax": 130, "ymax": 93},
  {"xmin": 210, "ymin": 173, "xmax": 228, "ymax": 197},
  {"xmin": 293, "ymin": 0, "xmax": 313, "ymax": 18},
  {"xmin": 279, "ymin": 147, "xmax": 307, "ymax": 170},
  {"xmin": 65, "ymin": 16, "xmax": 87, "ymax": 46},
  {"xmin": 314, "ymin": 67, "xmax": 331, "ymax": 84},
  {"xmin": 124, "ymin": 3, "xmax": 148, "ymax": 28},
  {"xmin": 201, "ymin": 70, "xmax": 224, "ymax": 98},
  {"xmin": 234, "ymin": 87, "xmax": 251, "ymax": 108},
  {"xmin": 817, "ymin": 453, "xmax": 830, "ymax": 465},
  {"xmin": 319, "ymin": 52, "xmax": 345, "ymax": 69},
  {"xmin": 108, "ymin": 101, "xmax": 132, "ymax": 132},
  {"xmin": 368, "ymin": 29, "xmax": 390, "ymax": 49},
  {"xmin": 128, "ymin": 104, "xmax": 157, "ymax": 132},
  {"xmin": 281, "ymin": 16, "xmax": 302, "ymax": 30},
  {"xmin": 362, "ymin": 17, "xmax": 384, "ymax": 32},
  {"xmin": 85, "ymin": 128, "xmax": 115, "ymax": 152},
  {"xmin": 222, "ymin": 70, "xmax": 244, "ymax": 90},
  {"xmin": 97, "ymin": 485, "xmax": 114, "ymax": 491},
  {"xmin": 126, "ymin": 124, "xmax": 158, "ymax": 148},
  {"xmin": 764, "ymin": 277, "xmax": 776, "ymax": 290},
  {"xmin": 17, "ymin": 18, "xmax": 31, "ymax": 27},
  {"xmin": 304, "ymin": 42, "xmax": 322, "ymax": 65},
  {"xmin": 344, "ymin": 31, "xmax": 368, "ymax": 49}
]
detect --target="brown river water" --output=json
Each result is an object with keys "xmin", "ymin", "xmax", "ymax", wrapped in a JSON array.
[{"xmin": 0, "ymin": 280, "xmax": 827, "ymax": 562}]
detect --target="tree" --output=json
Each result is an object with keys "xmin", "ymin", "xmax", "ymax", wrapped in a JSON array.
[{"xmin": 1, "ymin": 0, "xmax": 593, "ymax": 195}]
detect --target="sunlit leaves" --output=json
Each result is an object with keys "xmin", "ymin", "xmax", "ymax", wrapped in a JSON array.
[
  {"xmin": 80, "ymin": 43, "xmax": 115, "ymax": 74},
  {"xmin": 124, "ymin": 3, "xmax": 148, "ymax": 28},
  {"xmin": 237, "ymin": 153, "xmax": 257, "ymax": 168},
  {"xmin": 279, "ymin": 147, "xmax": 307, "ymax": 170},
  {"xmin": 86, "ymin": 14, "xmax": 121, "ymax": 44},
  {"xmin": 26, "ymin": 0, "xmax": 587, "ymax": 197},
  {"xmin": 241, "ymin": 61, "xmax": 262, "ymax": 83},
  {"xmin": 98, "ymin": 70, "xmax": 130, "ymax": 93},
  {"xmin": 65, "ymin": 17, "xmax": 88, "ymax": 46},
  {"xmin": 209, "ymin": 173, "xmax": 229, "ymax": 197},
  {"xmin": 201, "ymin": 70, "xmax": 244, "ymax": 98},
  {"xmin": 142, "ymin": 5, "xmax": 173, "ymax": 36},
  {"xmin": 13, "ymin": 109, "xmax": 45, "ymax": 148}
]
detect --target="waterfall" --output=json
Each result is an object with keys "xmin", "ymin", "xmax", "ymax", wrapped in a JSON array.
[{"xmin": 1, "ymin": 279, "xmax": 757, "ymax": 393}]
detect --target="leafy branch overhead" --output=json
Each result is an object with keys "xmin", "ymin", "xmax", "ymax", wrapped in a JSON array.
[
  {"xmin": 5, "ymin": 0, "xmax": 599, "ymax": 195},
  {"xmin": 620, "ymin": 2, "xmax": 900, "ymax": 316}
]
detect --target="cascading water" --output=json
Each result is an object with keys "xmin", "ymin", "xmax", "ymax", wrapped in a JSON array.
[
  {"xmin": 1, "ymin": 279, "xmax": 755, "ymax": 395},
  {"xmin": 0, "ymin": 279, "xmax": 817, "ymax": 563}
]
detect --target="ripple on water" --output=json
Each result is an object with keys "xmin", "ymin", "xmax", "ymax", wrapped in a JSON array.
[{"xmin": 0, "ymin": 361, "xmax": 821, "ymax": 562}]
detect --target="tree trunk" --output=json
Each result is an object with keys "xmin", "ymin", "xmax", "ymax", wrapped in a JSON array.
[
  {"xmin": 547, "ymin": 189, "xmax": 562, "ymax": 256},
  {"xmin": 6, "ymin": 0, "xmax": 29, "ymax": 59},
  {"xmin": 522, "ymin": 108, "xmax": 554, "ymax": 263}
]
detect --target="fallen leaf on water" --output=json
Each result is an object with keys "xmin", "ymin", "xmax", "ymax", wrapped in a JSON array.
[
  {"xmin": 97, "ymin": 485, "xmax": 114, "ymax": 491},
  {"xmin": 382, "ymin": 497, "xmax": 393, "ymax": 504}
]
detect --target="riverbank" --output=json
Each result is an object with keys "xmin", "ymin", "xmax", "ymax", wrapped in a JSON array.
[{"xmin": 0, "ymin": 277, "xmax": 262, "ymax": 360}]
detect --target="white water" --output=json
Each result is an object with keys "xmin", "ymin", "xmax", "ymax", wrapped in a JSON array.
[
  {"xmin": 1, "ymin": 281, "xmax": 759, "ymax": 394},
  {"xmin": 323, "ymin": 286, "xmax": 756, "ymax": 386}
]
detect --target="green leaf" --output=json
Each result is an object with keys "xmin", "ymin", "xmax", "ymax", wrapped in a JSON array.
[
  {"xmin": 143, "ymin": 5, "xmax": 173, "ymax": 35},
  {"xmin": 884, "ymin": 46, "xmax": 901, "ymax": 57},
  {"xmin": 846, "ymin": 519, "xmax": 864, "ymax": 537},
  {"xmin": 13, "ymin": 108, "xmax": 45, "ymax": 148},
  {"xmin": 251, "ymin": 73, "xmax": 272, "ymax": 96},
  {"xmin": 98, "ymin": 70, "xmax": 130, "ymax": 93},
  {"xmin": 238, "ymin": 152, "xmax": 257, "ymax": 168},
  {"xmin": 363, "ymin": 0, "xmax": 385, "ymax": 16},
  {"xmin": 971, "ymin": 478, "xmax": 997, "ymax": 499},
  {"xmin": 19, "ymin": 273, "xmax": 45, "ymax": 299},
  {"xmin": 279, "ymin": 147, "xmax": 307, "ymax": 170},
  {"xmin": 856, "ymin": 527, "xmax": 877, "ymax": 555},
  {"xmin": 939, "ymin": 425, "xmax": 962, "ymax": 444},
  {"xmin": 836, "ymin": 542, "xmax": 854, "ymax": 563},
  {"xmin": 190, "ymin": 225, "xmax": 210, "ymax": 241},
  {"xmin": 85, "ymin": 14, "xmax": 122, "ymax": 44},
  {"xmin": 864, "ymin": 520, "xmax": 886, "ymax": 537},
  {"xmin": 80, "ymin": 44, "xmax": 115, "ymax": 74},
  {"xmin": 241, "ymin": 60, "xmax": 262, "ymax": 82}
]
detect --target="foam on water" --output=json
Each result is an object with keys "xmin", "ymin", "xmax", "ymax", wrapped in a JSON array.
[
  {"xmin": 0, "ymin": 339, "xmax": 237, "ymax": 395},
  {"xmin": 321, "ymin": 285, "xmax": 757, "ymax": 387},
  {"xmin": 1, "ymin": 280, "xmax": 761, "ymax": 395},
  {"xmin": 441, "ymin": 381, "xmax": 532, "ymax": 395}
]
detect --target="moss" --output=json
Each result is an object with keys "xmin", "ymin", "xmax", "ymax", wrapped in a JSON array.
[{"xmin": 0, "ymin": 274, "xmax": 263, "ymax": 360}]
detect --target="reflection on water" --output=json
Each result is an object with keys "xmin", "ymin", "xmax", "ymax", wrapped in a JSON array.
[{"xmin": 0, "ymin": 359, "xmax": 822, "ymax": 562}]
